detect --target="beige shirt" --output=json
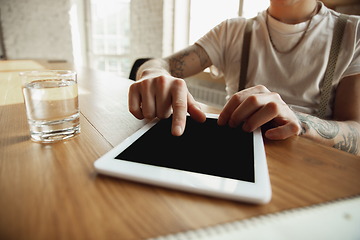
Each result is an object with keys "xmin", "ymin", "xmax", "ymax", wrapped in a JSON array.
[{"xmin": 196, "ymin": 2, "xmax": 360, "ymax": 118}]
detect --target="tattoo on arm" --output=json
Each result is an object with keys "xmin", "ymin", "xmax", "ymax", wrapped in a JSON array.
[
  {"xmin": 294, "ymin": 112, "xmax": 360, "ymax": 155},
  {"xmin": 167, "ymin": 50, "xmax": 189, "ymax": 78},
  {"xmin": 295, "ymin": 113, "xmax": 339, "ymax": 139},
  {"xmin": 193, "ymin": 46, "xmax": 209, "ymax": 68},
  {"xmin": 333, "ymin": 125, "xmax": 360, "ymax": 155},
  {"xmin": 167, "ymin": 46, "xmax": 209, "ymax": 78}
]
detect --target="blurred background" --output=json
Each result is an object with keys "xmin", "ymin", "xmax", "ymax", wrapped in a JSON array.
[{"xmin": 1, "ymin": 0, "xmax": 359, "ymax": 108}]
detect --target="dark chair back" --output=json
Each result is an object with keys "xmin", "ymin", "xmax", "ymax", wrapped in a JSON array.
[{"xmin": 129, "ymin": 58, "xmax": 152, "ymax": 80}]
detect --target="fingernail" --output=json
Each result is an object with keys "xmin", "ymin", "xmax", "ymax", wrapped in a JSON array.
[
  {"xmin": 229, "ymin": 120, "xmax": 236, "ymax": 128},
  {"xmin": 243, "ymin": 123, "xmax": 250, "ymax": 132},
  {"xmin": 265, "ymin": 131, "xmax": 275, "ymax": 139},
  {"xmin": 218, "ymin": 117, "xmax": 225, "ymax": 126},
  {"xmin": 173, "ymin": 126, "xmax": 183, "ymax": 136}
]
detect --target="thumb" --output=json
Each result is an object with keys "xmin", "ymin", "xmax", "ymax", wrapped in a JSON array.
[{"xmin": 265, "ymin": 122, "xmax": 300, "ymax": 140}]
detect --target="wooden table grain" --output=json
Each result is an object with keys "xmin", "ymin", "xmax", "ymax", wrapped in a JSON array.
[{"xmin": 1, "ymin": 60, "xmax": 360, "ymax": 240}]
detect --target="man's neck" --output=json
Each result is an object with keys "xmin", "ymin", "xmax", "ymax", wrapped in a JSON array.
[{"xmin": 268, "ymin": 0, "xmax": 318, "ymax": 24}]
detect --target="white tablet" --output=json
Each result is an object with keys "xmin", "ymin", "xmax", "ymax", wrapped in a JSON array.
[{"xmin": 94, "ymin": 113, "xmax": 272, "ymax": 204}]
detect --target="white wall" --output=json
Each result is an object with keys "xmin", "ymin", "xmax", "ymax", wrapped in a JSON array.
[
  {"xmin": 1, "ymin": 0, "xmax": 76, "ymax": 62},
  {"xmin": 130, "ymin": 0, "xmax": 174, "ymax": 65}
]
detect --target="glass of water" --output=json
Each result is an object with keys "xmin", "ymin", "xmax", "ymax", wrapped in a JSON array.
[{"xmin": 19, "ymin": 70, "xmax": 81, "ymax": 143}]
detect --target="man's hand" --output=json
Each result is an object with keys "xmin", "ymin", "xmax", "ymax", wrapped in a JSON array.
[
  {"xmin": 128, "ymin": 45, "xmax": 211, "ymax": 136},
  {"xmin": 129, "ymin": 70, "xmax": 206, "ymax": 136},
  {"xmin": 218, "ymin": 85, "xmax": 301, "ymax": 139}
]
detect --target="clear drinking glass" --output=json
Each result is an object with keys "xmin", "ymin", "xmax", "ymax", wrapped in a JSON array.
[{"xmin": 19, "ymin": 70, "xmax": 81, "ymax": 143}]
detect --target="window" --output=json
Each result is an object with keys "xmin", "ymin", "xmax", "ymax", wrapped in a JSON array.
[
  {"xmin": 242, "ymin": 0, "xmax": 270, "ymax": 19},
  {"xmin": 87, "ymin": 0, "xmax": 131, "ymax": 77},
  {"xmin": 188, "ymin": 0, "xmax": 269, "ymax": 45},
  {"xmin": 189, "ymin": 0, "xmax": 240, "ymax": 45},
  {"xmin": 85, "ymin": 0, "xmax": 270, "ymax": 77}
]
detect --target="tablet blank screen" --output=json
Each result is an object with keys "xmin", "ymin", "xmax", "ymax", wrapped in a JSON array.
[{"xmin": 116, "ymin": 116, "xmax": 255, "ymax": 182}]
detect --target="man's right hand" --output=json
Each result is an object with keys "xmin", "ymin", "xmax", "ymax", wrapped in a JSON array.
[
  {"xmin": 129, "ymin": 45, "xmax": 212, "ymax": 136},
  {"xmin": 128, "ymin": 69, "xmax": 206, "ymax": 136}
]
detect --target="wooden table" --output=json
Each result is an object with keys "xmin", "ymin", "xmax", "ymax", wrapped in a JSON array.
[{"xmin": 1, "ymin": 60, "xmax": 360, "ymax": 240}]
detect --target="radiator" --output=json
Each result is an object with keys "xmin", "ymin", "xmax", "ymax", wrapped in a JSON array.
[{"xmin": 187, "ymin": 83, "xmax": 227, "ymax": 109}]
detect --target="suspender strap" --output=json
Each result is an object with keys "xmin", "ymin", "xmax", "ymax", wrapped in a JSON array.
[
  {"xmin": 238, "ymin": 15, "xmax": 349, "ymax": 119},
  {"xmin": 317, "ymin": 14, "xmax": 349, "ymax": 119},
  {"xmin": 238, "ymin": 18, "xmax": 254, "ymax": 91}
]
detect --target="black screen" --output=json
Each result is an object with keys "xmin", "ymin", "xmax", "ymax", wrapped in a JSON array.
[{"xmin": 116, "ymin": 116, "xmax": 255, "ymax": 182}]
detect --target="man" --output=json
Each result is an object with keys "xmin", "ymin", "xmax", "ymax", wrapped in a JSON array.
[{"xmin": 129, "ymin": 0, "xmax": 360, "ymax": 156}]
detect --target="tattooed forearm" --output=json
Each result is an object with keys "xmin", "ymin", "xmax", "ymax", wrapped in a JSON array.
[
  {"xmin": 167, "ymin": 50, "xmax": 190, "ymax": 78},
  {"xmin": 294, "ymin": 111, "xmax": 360, "ymax": 155},
  {"xmin": 166, "ymin": 45, "xmax": 209, "ymax": 78},
  {"xmin": 295, "ymin": 113, "xmax": 339, "ymax": 139},
  {"xmin": 333, "ymin": 125, "xmax": 360, "ymax": 155}
]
